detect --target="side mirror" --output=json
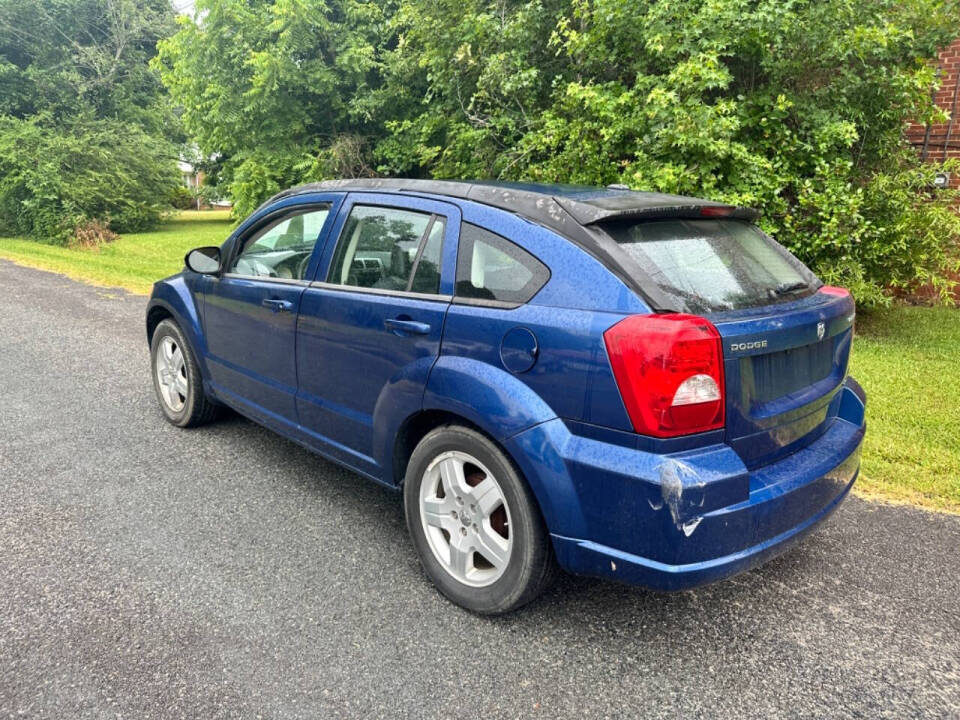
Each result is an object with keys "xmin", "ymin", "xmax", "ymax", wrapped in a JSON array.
[{"xmin": 185, "ymin": 246, "xmax": 221, "ymax": 275}]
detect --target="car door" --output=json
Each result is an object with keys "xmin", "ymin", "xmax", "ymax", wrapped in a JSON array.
[
  {"xmin": 202, "ymin": 199, "xmax": 340, "ymax": 428},
  {"xmin": 295, "ymin": 193, "xmax": 460, "ymax": 475}
]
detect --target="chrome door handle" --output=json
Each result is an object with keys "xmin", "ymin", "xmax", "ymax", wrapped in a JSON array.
[
  {"xmin": 262, "ymin": 298, "xmax": 294, "ymax": 313},
  {"xmin": 384, "ymin": 318, "xmax": 431, "ymax": 335}
]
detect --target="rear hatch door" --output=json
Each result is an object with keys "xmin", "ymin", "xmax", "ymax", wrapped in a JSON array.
[
  {"xmin": 713, "ymin": 290, "xmax": 854, "ymax": 468},
  {"xmin": 599, "ymin": 216, "xmax": 854, "ymax": 467}
]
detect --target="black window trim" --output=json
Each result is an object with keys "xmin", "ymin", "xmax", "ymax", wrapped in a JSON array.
[
  {"xmin": 451, "ymin": 295, "xmax": 528, "ymax": 310},
  {"xmin": 453, "ymin": 222, "xmax": 551, "ymax": 309},
  {"xmin": 225, "ymin": 202, "xmax": 333, "ymax": 280},
  {"xmin": 308, "ymin": 280, "xmax": 453, "ymax": 304}
]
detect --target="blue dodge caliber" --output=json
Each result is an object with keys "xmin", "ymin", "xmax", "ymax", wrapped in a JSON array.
[{"xmin": 147, "ymin": 179, "xmax": 866, "ymax": 614}]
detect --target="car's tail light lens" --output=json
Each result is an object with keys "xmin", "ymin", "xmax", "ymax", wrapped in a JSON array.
[
  {"xmin": 818, "ymin": 285, "xmax": 850, "ymax": 297},
  {"xmin": 603, "ymin": 314, "xmax": 725, "ymax": 438}
]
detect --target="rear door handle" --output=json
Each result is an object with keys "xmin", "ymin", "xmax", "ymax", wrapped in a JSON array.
[
  {"xmin": 262, "ymin": 298, "xmax": 294, "ymax": 313},
  {"xmin": 384, "ymin": 317, "xmax": 431, "ymax": 335}
]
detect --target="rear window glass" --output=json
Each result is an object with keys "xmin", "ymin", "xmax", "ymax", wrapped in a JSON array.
[
  {"xmin": 455, "ymin": 223, "xmax": 549, "ymax": 305},
  {"xmin": 602, "ymin": 219, "xmax": 819, "ymax": 314}
]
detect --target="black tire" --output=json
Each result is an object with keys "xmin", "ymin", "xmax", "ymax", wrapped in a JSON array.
[
  {"xmin": 403, "ymin": 424, "xmax": 558, "ymax": 614},
  {"xmin": 150, "ymin": 318, "xmax": 218, "ymax": 428}
]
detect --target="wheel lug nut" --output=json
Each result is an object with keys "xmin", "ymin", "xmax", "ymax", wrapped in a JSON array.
[
  {"xmin": 450, "ymin": 511, "xmax": 457, "ymax": 519},
  {"xmin": 460, "ymin": 527, "xmax": 467, "ymax": 536}
]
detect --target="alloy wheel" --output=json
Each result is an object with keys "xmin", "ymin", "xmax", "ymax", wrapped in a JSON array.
[
  {"xmin": 155, "ymin": 336, "xmax": 188, "ymax": 413},
  {"xmin": 418, "ymin": 450, "xmax": 513, "ymax": 587}
]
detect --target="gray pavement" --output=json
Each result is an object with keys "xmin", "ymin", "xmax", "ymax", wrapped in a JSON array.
[{"xmin": 1, "ymin": 259, "xmax": 958, "ymax": 719}]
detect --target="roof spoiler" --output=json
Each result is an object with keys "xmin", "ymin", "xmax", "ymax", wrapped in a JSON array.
[{"xmin": 553, "ymin": 195, "xmax": 760, "ymax": 225}]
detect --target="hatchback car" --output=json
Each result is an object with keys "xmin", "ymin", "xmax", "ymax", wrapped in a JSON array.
[{"xmin": 147, "ymin": 179, "xmax": 866, "ymax": 614}]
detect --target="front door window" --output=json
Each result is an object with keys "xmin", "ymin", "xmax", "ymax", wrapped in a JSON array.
[{"xmin": 231, "ymin": 207, "xmax": 330, "ymax": 280}]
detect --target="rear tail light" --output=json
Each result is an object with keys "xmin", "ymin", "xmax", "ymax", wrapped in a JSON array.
[
  {"xmin": 818, "ymin": 285, "xmax": 850, "ymax": 297},
  {"xmin": 603, "ymin": 314, "xmax": 725, "ymax": 438}
]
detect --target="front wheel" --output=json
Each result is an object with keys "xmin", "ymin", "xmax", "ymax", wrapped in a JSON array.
[
  {"xmin": 150, "ymin": 318, "xmax": 218, "ymax": 428},
  {"xmin": 404, "ymin": 425, "xmax": 557, "ymax": 614}
]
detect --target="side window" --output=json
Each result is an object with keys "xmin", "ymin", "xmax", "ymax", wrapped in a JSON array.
[
  {"xmin": 327, "ymin": 205, "xmax": 438, "ymax": 292},
  {"xmin": 455, "ymin": 223, "xmax": 549, "ymax": 304},
  {"xmin": 231, "ymin": 206, "xmax": 330, "ymax": 280}
]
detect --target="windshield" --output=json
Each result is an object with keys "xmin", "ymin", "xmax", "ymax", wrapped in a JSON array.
[{"xmin": 602, "ymin": 219, "xmax": 819, "ymax": 314}]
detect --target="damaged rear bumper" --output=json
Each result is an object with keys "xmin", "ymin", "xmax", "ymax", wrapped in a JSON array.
[
  {"xmin": 552, "ymin": 451, "xmax": 858, "ymax": 591},
  {"xmin": 510, "ymin": 379, "xmax": 866, "ymax": 592}
]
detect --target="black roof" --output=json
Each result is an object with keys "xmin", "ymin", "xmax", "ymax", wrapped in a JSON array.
[
  {"xmin": 262, "ymin": 179, "xmax": 760, "ymax": 312},
  {"xmin": 264, "ymin": 178, "xmax": 759, "ymax": 227}
]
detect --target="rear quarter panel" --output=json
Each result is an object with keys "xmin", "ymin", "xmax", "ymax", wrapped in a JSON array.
[{"xmin": 423, "ymin": 200, "xmax": 648, "ymax": 447}]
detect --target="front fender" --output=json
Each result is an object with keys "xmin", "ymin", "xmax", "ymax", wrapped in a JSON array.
[{"xmin": 147, "ymin": 276, "xmax": 209, "ymax": 379}]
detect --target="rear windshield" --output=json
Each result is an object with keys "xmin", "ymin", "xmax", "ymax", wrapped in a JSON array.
[{"xmin": 602, "ymin": 219, "xmax": 819, "ymax": 314}]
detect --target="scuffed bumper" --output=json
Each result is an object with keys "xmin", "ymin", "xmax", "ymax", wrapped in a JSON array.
[
  {"xmin": 552, "ymin": 453, "xmax": 858, "ymax": 591},
  {"xmin": 509, "ymin": 379, "xmax": 866, "ymax": 591}
]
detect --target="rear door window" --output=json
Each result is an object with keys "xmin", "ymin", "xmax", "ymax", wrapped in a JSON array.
[
  {"xmin": 602, "ymin": 219, "xmax": 819, "ymax": 314},
  {"xmin": 455, "ymin": 223, "xmax": 549, "ymax": 305},
  {"xmin": 327, "ymin": 205, "xmax": 444, "ymax": 292}
]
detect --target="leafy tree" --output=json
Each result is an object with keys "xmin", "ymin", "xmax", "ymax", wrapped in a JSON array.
[
  {"xmin": 374, "ymin": 0, "xmax": 568, "ymax": 178},
  {"xmin": 155, "ymin": 0, "xmax": 395, "ymax": 218},
  {"xmin": 0, "ymin": 0, "xmax": 180, "ymax": 241},
  {"xmin": 0, "ymin": 116, "xmax": 179, "ymax": 239}
]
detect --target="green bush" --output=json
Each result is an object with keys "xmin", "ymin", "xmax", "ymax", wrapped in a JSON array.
[
  {"xmin": 0, "ymin": 0, "xmax": 181, "ymax": 243},
  {"xmin": 382, "ymin": 0, "xmax": 960, "ymax": 305},
  {"xmin": 0, "ymin": 116, "xmax": 181, "ymax": 243},
  {"xmin": 170, "ymin": 185, "xmax": 195, "ymax": 210}
]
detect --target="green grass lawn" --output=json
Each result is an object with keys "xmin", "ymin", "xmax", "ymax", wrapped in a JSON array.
[
  {"xmin": 852, "ymin": 306, "xmax": 960, "ymax": 513},
  {"xmin": 1, "ymin": 211, "xmax": 957, "ymax": 512},
  {"xmin": 0, "ymin": 210, "xmax": 233, "ymax": 295}
]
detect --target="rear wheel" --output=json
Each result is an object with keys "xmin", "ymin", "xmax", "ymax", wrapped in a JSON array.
[
  {"xmin": 404, "ymin": 425, "xmax": 557, "ymax": 614},
  {"xmin": 150, "ymin": 318, "xmax": 218, "ymax": 428}
]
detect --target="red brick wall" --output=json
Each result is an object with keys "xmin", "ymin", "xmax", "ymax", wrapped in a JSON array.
[
  {"xmin": 903, "ymin": 38, "xmax": 960, "ymax": 302},
  {"xmin": 906, "ymin": 37, "xmax": 960, "ymax": 188}
]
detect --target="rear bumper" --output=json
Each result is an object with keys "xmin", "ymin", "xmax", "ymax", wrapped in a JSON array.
[
  {"xmin": 508, "ymin": 379, "xmax": 866, "ymax": 591},
  {"xmin": 552, "ymin": 459, "xmax": 858, "ymax": 591}
]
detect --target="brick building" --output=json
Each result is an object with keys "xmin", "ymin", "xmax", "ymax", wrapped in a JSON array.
[{"xmin": 906, "ymin": 36, "xmax": 960, "ymax": 188}]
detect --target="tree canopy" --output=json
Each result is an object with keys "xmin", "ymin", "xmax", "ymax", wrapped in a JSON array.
[
  {"xmin": 0, "ymin": 0, "xmax": 181, "ymax": 240},
  {"xmin": 155, "ymin": 0, "xmax": 395, "ymax": 218},
  {"xmin": 156, "ymin": 0, "xmax": 960, "ymax": 304},
  {"xmin": 3, "ymin": 0, "xmax": 958, "ymax": 303}
]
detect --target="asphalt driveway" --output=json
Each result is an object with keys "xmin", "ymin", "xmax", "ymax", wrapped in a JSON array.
[{"xmin": 1, "ymin": 260, "xmax": 958, "ymax": 719}]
